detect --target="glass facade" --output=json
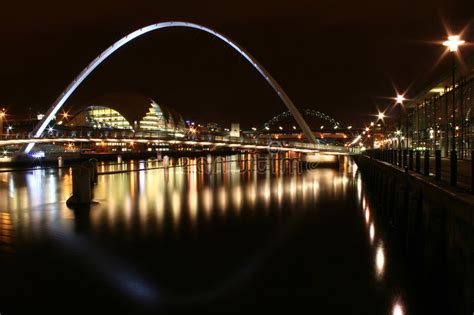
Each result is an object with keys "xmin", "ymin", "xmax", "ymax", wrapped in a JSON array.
[
  {"xmin": 402, "ymin": 75, "xmax": 474, "ymax": 159},
  {"xmin": 139, "ymin": 101, "xmax": 171, "ymax": 131},
  {"xmin": 67, "ymin": 100, "xmax": 186, "ymax": 135}
]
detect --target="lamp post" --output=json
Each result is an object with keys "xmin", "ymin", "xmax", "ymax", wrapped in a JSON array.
[
  {"xmin": 443, "ymin": 35, "xmax": 465, "ymax": 186},
  {"xmin": 395, "ymin": 94, "xmax": 405, "ymax": 151},
  {"xmin": 376, "ymin": 111, "xmax": 386, "ymax": 148}
]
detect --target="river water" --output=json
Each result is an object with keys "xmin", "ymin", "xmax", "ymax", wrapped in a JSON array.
[{"xmin": 0, "ymin": 155, "xmax": 444, "ymax": 314}]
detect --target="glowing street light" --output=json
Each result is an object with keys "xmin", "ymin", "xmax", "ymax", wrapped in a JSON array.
[
  {"xmin": 443, "ymin": 34, "xmax": 465, "ymax": 186},
  {"xmin": 377, "ymin": 112, "xmax": 385, "ymax": 121},
  {"xmin": 395, "ymin": 94, "xmax": 405, "ymax": 105},
  {"xmin": 443, "ymin": 35, "xmax": 465, "ymax": 186},
  {"xmin": 61, "ymin": 111, "xmax": 70, "ymax": 120},
  {"xmin": 443, "ymin": 35, "xmax": 465, "ymax": 52},
  {"xmin": 393, "ymin": 93, "xmax": 407, "ymax": 152},
  {"xmin": 251, "ymin": 127, "xmax": 257, "ymax": 131}
]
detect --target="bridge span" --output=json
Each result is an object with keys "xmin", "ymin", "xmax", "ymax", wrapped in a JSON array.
[{"xmin": 4, "ymin": 134, "xmax": 360, "ymax": 156}]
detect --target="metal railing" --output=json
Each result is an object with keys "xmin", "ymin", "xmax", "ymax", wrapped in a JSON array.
[{"xmin": 365, "ymin": 149, "xmax": 474, "ymax": 192}]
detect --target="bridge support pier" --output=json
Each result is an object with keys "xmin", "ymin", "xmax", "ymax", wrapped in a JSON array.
[{"xmin": 66, "ymin": 166, "xmax": 92, "ymax": 207}]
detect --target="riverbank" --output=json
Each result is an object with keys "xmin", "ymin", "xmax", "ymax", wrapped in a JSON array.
[{"xmin": 354, "ymin": 154, "xmax": 473, "ymax": 315}]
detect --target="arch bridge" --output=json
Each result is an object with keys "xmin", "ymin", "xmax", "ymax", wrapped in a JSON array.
[
  {"xmin": 24, "ymin": 21, "xmax": 319, "ymax": 153},
  {"xmin": 262, "ymin": 109, "xmax": 341, "ymax": 130}
]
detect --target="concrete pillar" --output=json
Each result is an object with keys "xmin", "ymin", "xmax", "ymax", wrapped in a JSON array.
[
  {"xmin": 163, "ymin": 155, "xmax": 169, "ymax": 168},
  {"xmin": 67, "ymin": 166, "xmax": 92, "ymax": 206},
  {"xmin": 117, "ymin": 155, "xmax": 122, "ymax": 164},
  {"xmin": 157, "ymin": 152, "xmax": 162, "ymax": 161},
  {"xmin": 82, "ymin": 160, "xmax": 96, "ymax": 186}
]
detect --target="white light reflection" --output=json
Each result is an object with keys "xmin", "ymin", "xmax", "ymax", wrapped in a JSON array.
[
  {"xmin": 376, "ymin": 242, "xmax": 385, "ymax": 279},
  {"xmin": 392, "ymin": 301, "xmax": 404, "ymax": 315},
  {"xmin": 232, "ymin": 185, "xmax": 242, "ymax": 214},
  {"xmin": 188, "ymin": 169, "xmax": 198, "ymax": 225},
  {"xmin": 203, "ymin": 187, "xmax": 213, "ymax": 219},
  {"xmin": 171, "ymin": 190, "xmax": 181, "ymax": 227},
  {"xmin": 369, "ymin": 223, "xmax": 375, "ymax": 243}
]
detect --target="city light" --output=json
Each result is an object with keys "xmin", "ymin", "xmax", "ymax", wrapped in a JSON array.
[
  {"xmin": 395, "ymin": 94, "xmax": 405, "ymax": 104},
  {"xmin": 377, "ymin": 112, "xmax": 385, "ymax": 121},
  {"xmin": 443, "ymin": 35, "xmax": 465, "ymax": 52},
  {"xmin": 251, "ymin": 127, "xmax": 257, "ymax": 131}
]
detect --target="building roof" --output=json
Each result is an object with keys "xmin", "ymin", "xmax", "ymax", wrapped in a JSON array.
[
  {"xmin": 68, "ymin": 93, "xmax": 185, "ymax": 129},
  {"xmin": 407, "ymin": 53, "xmax": 474, "ymax": 108}
]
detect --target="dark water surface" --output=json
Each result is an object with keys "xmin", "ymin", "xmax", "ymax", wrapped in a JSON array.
[{"xmin": 0, "ymin": 156, "xmax": 436, "ymax": 314}]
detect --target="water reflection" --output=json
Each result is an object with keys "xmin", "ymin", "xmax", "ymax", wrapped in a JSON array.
[
  {"xmin": 0, "ymin": 156, "xmax": 410, "ymax": 314},
  {"xmin": 376, "ymin": 242, "xmax": 386, "ymax": 279},
  {"xmin": 392, "ymin": 301, "xmax": 405, "ymax": 315}
]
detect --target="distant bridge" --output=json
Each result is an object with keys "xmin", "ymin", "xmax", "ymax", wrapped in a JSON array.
[{"xmin": 262, "ymin": 109, "xmax": 341, "ymax": 130}]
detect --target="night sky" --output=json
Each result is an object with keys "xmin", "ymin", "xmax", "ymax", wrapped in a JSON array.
[{"xmin": 0, "ymin": 0, "xmax": 473, "ymax": 128}]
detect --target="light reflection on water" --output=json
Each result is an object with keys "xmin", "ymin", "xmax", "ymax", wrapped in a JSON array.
[{"xmin": 0, "ymin": 155, "xmax": 409, "ymax": 313}]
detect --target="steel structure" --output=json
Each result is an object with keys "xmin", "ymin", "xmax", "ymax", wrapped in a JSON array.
[
  {"xmin": 263, "ymin": 109, "xmax": 341, "ymax": 130},
  {"xmin": 24, "ymin": 21, "xmax": 317, "ymax": 153}
]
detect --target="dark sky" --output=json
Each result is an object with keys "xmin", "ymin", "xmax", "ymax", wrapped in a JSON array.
[{"xmin": 0, "ymin": 0, "xmax": 473, "ymax": 128}]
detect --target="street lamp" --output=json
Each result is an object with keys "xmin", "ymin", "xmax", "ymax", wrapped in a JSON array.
[
  {"xmin": 443, "ymin": 34, "xmax": 464, "ymax": 185},
  {"xmin": 377, "ymin": 112, "xmax": 385, "ymax": 121},
  {"xmin": 395, "ymin": 94, "xmax": 406, "ymax": 151},
  {"xmin": 376, "ymin": 112, "xmax": 386, "ymax": 148}
]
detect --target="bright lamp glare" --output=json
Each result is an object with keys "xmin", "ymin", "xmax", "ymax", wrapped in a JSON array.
[
  {"xmin": 395, "ymin": 94, "xmax": 405, "ymax": 104},
  {"xmin": 443, "ymin": 35, "xmax": 465, "ymax": 52}
]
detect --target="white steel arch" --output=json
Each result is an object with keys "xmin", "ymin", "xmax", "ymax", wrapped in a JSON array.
[{"xmin": 24, "ymin": 21, "xmax": 317, "ymax": 153}]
